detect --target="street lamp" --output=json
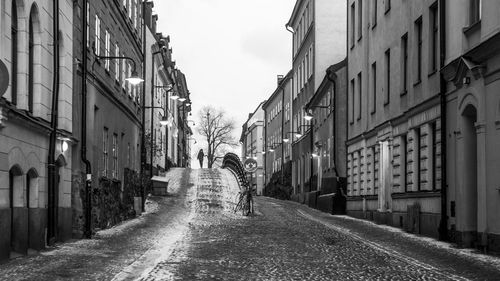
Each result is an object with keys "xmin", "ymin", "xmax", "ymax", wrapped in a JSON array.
[
  {"xmin": 93, "ymin": 43, "xmax": 144, "ymax": 85},
  {"xmin": 283, "ymin": 131, "xmax": 303, "ymax": 142},
  {"xmin": 159, "ymin": 116, "xmax": 169, "ymax": 126},
  {"xmin": 303, "ymin": 105, "xmax": 331, "ymax": 121}
]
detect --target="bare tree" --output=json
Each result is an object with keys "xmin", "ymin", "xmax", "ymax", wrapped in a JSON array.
[{"xmin": 197, "ymin": 106, "xmax": 238, "ymax": 168}]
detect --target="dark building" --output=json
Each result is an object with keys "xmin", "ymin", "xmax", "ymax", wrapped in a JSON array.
[
  {"xmin": 72, "ymin": 0, "xmax": 144, "ymax": 237},
  {"xmin": 303, "ymin": 60, "xmax": 347, "ymax": 213}
]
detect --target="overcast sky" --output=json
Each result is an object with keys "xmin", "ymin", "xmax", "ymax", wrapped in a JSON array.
[{"xmin": 154, "ymin": 0, "xmax": 296, "ymax": 166}]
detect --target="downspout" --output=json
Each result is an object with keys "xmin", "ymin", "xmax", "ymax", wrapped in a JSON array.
[
  {"xmin": 285, "ymin": 24, "xmax": 295, "ymax": 194},
  {"xmin": 326, "ymin": 69, "xmax": 340, "ymax": 178},
  {"xmin": 263, "ymin": 109, "xmax": 267, "ymax": 191},
  {"xmin": 140, "ymin": 0, "xmax": 147, "ymax": 212},
  {"xmin": 281, "ymin": 87, "xmax": 285, "ymax": 184},
  {"xmin": 81, "ymin": 0, "xmax": 92, "ymax": 239},
  {"xmin": 150, "ymin": 49, "xmax": 155, "ymax": 178},
  {"xmin": 438, "ymin": 0, "xmax": 448, "ymax": 241},
  {"xmin": 47, "ymin": 0, "xmax": 60, "ymax": 244}
]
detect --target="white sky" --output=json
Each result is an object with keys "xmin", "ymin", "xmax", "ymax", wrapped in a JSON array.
[{"xmin": 154, "ymin": 0, "xmax": 296, "ymax": 166}]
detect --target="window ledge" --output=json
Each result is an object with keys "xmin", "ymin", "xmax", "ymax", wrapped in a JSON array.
[
  {"xmin": 372, "ymin": 22, "xmax": 377, "ymax": 30},
  {"xmin": 428, "ymin": 70, "xmax": 437, "ymax": 78},
  {"xmin": 384, "ymin": 7, "xmax": 391, "ymax": 15},
  {"xmin": 400, "ymin": 90, "xmax": 407, "ymax": 96},
  {"xmin": 413, "ymin": 79, "xmax": 422, "ymax": 87},
  {"xmin": 350, "ymin": 43, "xmax": 355, "ymax": 50},
  {"xmin": 357, "ymin": 35, "xmax": 362, "ymax": 42},
  {"xmin": 383, "ymin": 100, "xmax": 390, "ymax": 107},
  {"xmin": 463, "ymin": 20, "xmax": 481, "ymax": 36},
  {"xmin": 370, "ymin": 109, "xmax": 376, "ymax": 115}
]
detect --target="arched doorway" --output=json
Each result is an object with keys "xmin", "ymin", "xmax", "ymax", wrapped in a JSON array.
[
  {"xmin": 9, "ymin": 165, "xmax": 26, "ymax": 256},
  {"xmin": 461, "ymin": 104, "xmax": 478, "ymax": 246},
  {"xmin": 26, "ymin": 168, "xmax": 39, "ymax": 251}
]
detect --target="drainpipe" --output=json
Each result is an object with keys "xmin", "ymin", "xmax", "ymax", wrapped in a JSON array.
[
  {"xmin": 438, "ymin": 0, "xmax": 448, "ymax": 241},
  {"xmin": 326, "ymin": 69, "xmax": 340, "ymax": 179},
  {"xmin": 281, "ymin": 87, "xmax": 285, "ymax": 184},
  {"xmin": 140, "ymin": 0, "xmax": 147, "ymax": 212},
  {"xmin": 81, "ymin": 0, "xmax": 92, "ymax": 239},
  {"xmin": 47, "ymin": 0, "xmax": 60, "ymax": 244}
]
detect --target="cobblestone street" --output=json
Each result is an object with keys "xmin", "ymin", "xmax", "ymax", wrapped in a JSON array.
[{"xmin": 1, "ymin": 168, "xmax": 500, "ymax": 280}]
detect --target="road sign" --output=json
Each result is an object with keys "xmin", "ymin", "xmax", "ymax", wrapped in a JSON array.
[
  {"xmin": 0, "ymin": 59, "xmax": 9, "ymax": 97},
  {"xmin": 243, "ymin": 158, "xmax": 258, "ymax": 173}
]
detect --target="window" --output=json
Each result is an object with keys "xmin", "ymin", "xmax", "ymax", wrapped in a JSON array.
[
  {"xmin": 115, "ymin": 44, "xmax": 120, "ymax": 81},
  {"xmin": 415, "ymin": 17, "xmax": 423, "ymax": 83},
  {"xmin": 430, "ymin": 122, "xmax": 437, "ymax": 190},
  {"xmin": 371, "ymin": 62, "xmax": 376, "ymax": 114},
  {"xmin": 430, "ymin": 3, "xmax": 438, "ymax": 73},
  {"xmin": 402, "ymin": 135, "xmax": 407, "ymax": 192},
  {"xmin": 11, "ymin": 0, "xmax": 18, "ymax": 105},
  {"xmin": 357, "ymin": 72, "xmax": 362, "ymax": 121},
  {"xmin": 122, "ymin": 53, "xmax": 127, "ymax": 90},
  {"xmin": 132, "ymin": 0, "xmax": 137, "ymax": 27},
  {"xmin": 309, "ymin": 46, "xmax": 314, "ymax": 76},
  {"xmin": 104, "ymin": 30, "xmax": 110, "ymax": 71},
  {"xmin": 470, "ymin": 0, "xmax": 482, "ymax": 25},
  {"xmin": 103, "ymin": 127, "xmax": 109, "ymax": 177},
  {"xmin": 415, "ymin": 127, "xmax": 421, "ymax": 191},
  {"xmin": 401, "ymin": 33, "xmax": 408, "ymax": 93},
  {"xmin": 95, "ymin": 15, "xmax": 101, "ymax": 56},
  {"xmin": 306, "ymin": 53, "xmax": 309, "ymax": 80},
  {"xmin": 86, "ymin": 2, "xmax": 90, "ymax": 48},
  {"xmin": 350, "ymin": 2, "xmax": 355, "ymax": 47},
  {"xmin": 127, "ymin": 62, "xmax": 132, "ymax": 96},
  {"xmin": 112, "ymin": 133, "xmax": 118, "ymax": 178},
  {"xmin": 384, "ymin": 48, "xmax": 390, "ymax": 105},
  {"xmin": 350, "ymin": 79, "xmax": 355, "ymax": 123},
  {"xmin": 28, "ymin": 6, "xmax": 36, "ymax": 113},
  {"xmin": 128, "ymin": 0, "xmax": 133, "ymax": 19},
  {"xmin": 358, "ymin": 0, "xmax": 362, "ymax": 40},
  {"xmin": 385, "ymin": 0, "xmax": 391, "ymax": 13},
  {"xmin": 372, "ymin": 0, "xmax": 377, "ymax": 27}
]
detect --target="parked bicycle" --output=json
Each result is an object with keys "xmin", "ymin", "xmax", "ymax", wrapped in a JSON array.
[{"xmin": 234, "ymin": 186, "xmax": 254, "ymax": 216}]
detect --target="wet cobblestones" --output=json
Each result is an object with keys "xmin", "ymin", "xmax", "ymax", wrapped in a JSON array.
[{"xmin": 1, "ymin": 168, "xmax": 500, "ymax": 280}]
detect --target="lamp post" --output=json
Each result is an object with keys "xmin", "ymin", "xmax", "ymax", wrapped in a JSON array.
[
  {"xmin": 93, "ymin": 45, "xmax": 144, "ymax": 86},
  {"xmin": 302, "ymin": 105, "xmax": 331, "ymax": 193}
]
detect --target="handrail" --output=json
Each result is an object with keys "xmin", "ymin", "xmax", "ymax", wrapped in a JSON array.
[{"xmin": 222, "ymin": 153, "xmax": 249, "ymax": 188}]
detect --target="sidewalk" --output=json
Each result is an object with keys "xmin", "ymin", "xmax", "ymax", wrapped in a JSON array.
[{"xmin": 270, "ymin": 197, "xmax": 500, "ymax": 280}]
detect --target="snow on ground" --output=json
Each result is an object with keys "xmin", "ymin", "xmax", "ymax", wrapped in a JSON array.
[{"xmin": 332, "ymin": 214, "xmax": 500, "ymax": 269}]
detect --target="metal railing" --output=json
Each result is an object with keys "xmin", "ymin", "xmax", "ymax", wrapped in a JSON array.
[{"xmin": 222, "ymin": 153, "xmax": 249, "ymax": 189}]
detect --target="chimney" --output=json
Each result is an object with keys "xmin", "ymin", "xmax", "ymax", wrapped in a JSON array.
[{"xmin": 277, "ymin": 75, "xmax": 284, "ymax": 86}]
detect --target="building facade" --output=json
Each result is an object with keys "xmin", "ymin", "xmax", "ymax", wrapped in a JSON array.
[
  {"xmin": 241, "ymin": 102, "xmax": 265, "ymax": 195},
  {"xmin": 263, "ymin": 73, "xmax": 292, "ymax": 197},
  {"xmin": 174, "ymin": 69, "xmax": 192, "ymax": 168},
  {"xmin": 441, "ymin": 0, "xmax": 500, "ymax": 250},
  {"xmin": 72, "ymin": 0, "xmax": 144, "ymax": 237},
  {"xmin": 305, "ymin": 60, "xmax": 347, "ymax": 197},
  {"xmin": 346, "ymin": 0, "xmax": 443, "ymax": 238},
  {"xmin": 287, "ymin": 0, "xmax": 346, "ymax": 198},
  {"xmin": 0, "ymin": 0, "xmax": 74, "ymax": 260},
  {"xmin": 143, "ymin": 4, "xmax": 175, "ymax": 176}
]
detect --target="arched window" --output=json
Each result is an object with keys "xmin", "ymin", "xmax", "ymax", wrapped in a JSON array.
[
  {"xmin": 11, "ymin": 0, "xmax": 18, "ymax": 105},
  {"xmin": 28, "ymin": 5, "xmax": 35, "ymax": 113}
]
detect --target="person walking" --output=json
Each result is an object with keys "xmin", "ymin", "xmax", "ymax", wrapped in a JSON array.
[{"xmin": 197, "ymin": 149, "xmax": 205, "ymax": 168}]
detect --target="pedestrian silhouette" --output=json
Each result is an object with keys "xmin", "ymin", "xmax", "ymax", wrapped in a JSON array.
[{"xmin": 197, "ymin": 149, "xmax": 205, "ymax": 168}]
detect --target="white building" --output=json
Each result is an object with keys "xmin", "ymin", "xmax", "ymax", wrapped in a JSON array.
[{"xmin": 0, "ymin": 0, "xmax": 74, "ymax": 260}]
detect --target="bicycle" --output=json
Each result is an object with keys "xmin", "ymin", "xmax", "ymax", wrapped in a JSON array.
[{"xmin": 234, "ymin": 186, "xmax": 253, "ymax": 216}]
